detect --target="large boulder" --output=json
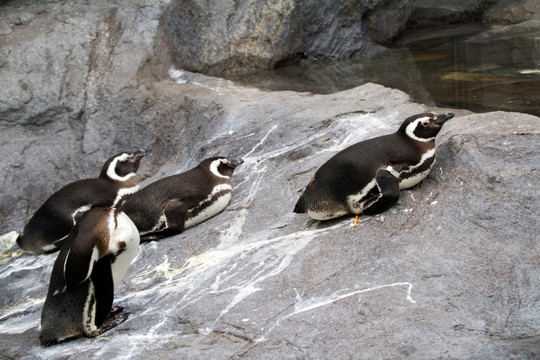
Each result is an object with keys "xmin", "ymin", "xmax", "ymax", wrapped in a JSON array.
[
  {"xmin": 300, "ymin": 0, "xmax": 414, "ymax": 59},
  {"xmin": 408, "ymin": 0, "xmax": 540, "ymax": 27},
  {"xmin": 154, "ymin": 0, "xmax": 415, "ymax": 75},
  {"xmin": 0, "ymin": 0, "xmax": 166, "ymax": 232},
  {"xmin": 407, "ymin": 0, "xmax": 488, "ymax": 27},
  {"xmin": 154, "ymin": 0, "xmax": 303, "ymax": 75},
  {"xmin": 0, "ymin": 73, "xmax": 538, "ymax": 359},
  {"xmin": 484, "ymin": 0, "xmax": 540, "ymax": 23}
]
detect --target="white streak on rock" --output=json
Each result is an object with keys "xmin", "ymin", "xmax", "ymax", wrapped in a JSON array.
[{"xmin": 285, "ymin": 282, "xmax": 417, "ymax": 319}]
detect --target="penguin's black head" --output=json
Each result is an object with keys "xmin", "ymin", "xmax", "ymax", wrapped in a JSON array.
[
  {"xmin": 204, "ymin": 157, "xmax": 244, "ymax": 178},
  {"xmin": 399, "ymin": 113, "xmax": 454, "ymax": 142},
  {"xmin": 100, "ymin": 149, "xmax": 148, "ymax": 180}
]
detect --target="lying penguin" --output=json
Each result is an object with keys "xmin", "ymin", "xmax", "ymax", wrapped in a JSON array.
[
  {"xmin": 294, "ymin": 112, "xmax": 454, "ymax": 224},
  {"xmin": 121, "ymin": 156, "xmax": 243, "ymax": 242},
  {"xmin": 40, "ymin": 207, "xmax": 140, "ymax": 346},
  {"xmin": 17, "ymin": 150, "xmax": 146, "ymax": 254}
]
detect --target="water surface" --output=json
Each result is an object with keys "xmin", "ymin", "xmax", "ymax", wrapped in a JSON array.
[{"xmin": 228, "ymin": 24, "xmax": 540, "ymax": 116}]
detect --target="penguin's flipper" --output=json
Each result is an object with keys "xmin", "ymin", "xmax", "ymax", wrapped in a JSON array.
[
  {"xmin": 362, "ymin": 169, "xmax": 400, "ymax": 215},
  {"xmin": 63, "ymin": 246, "xmax": 95, "ymax": 288},
  {"xmin": 63, "ymin": 225, "xmax": 103, "ymax": 288},
  {"xmin": 139, "ymin": 200, "xmax": 190, "ymax": 242},
  {"xmin": 51, "ymin": 233, "xmax": 70, "ymax": 253},
  {"xmin": 90, "ymin": 255, "xmax": 115, "ymax": 327},
  {"xmin": 162, "ymin": 200, "xmax": 190, "ymax": 234}
]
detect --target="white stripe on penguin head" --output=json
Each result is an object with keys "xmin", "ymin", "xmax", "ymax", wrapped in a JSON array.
[
  {"xmin": 209, "ymin": 159, "xmax": 231, "ymax": 179},
  {"xmin": 405, "ymin": 117, "xmax": 436, "ymax": 142},
  {"xmin": 106, "ymin": 153, "xmax": 137, "ymax": 182}
]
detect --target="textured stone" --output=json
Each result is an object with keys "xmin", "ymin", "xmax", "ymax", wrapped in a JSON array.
[
  {"xmin": 0, "ymin": 1, "xmax": 539, "ymax": 358},
  {"xmin": 408, "ymin": 0, "xmax": 540, "ymax": 27},
  {"xmin": 484, "ymin": 0, "xmax": 540, "ymax": 23},
  {"xmin": 0, "ymin": 73, "xmax": 539, "ymax": 359},
  {"xmin": 156, "ymin": 0, "xmax": 303, "ymax": 75},
  {"xmin": 0, "ymin": 0, "xmax": 166, "ymax": 231},
  {"xmin": 407, "ymin": 0, "xmax": 487, "ymax": 27},
  {"xmin": 155, "ymin": 0, "xmax": 415, "ymax": 74}
]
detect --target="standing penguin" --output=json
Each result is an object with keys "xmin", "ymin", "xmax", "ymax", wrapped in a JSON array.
[
  {"xmin": 121, "ymin": 157, "xmax": 243, "ymax": 242},
  {"xmin": 17, "ymin": 150, "xmax": 146, "ymax": 254},
  {"xmin": 40, "ymin": 207, "xmax": 140, "ymax": 346},
  {"xmin": 294, "ymin": 113, "xmax": 454, "ymax": 222}
]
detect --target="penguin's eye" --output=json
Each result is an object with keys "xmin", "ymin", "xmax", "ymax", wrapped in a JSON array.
[{"xmin": 421, "ymin": 120, "xmax": 430, "ymax": 127}]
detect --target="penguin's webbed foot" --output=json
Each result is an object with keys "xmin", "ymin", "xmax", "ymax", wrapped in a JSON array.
[
  {"xmin": 110, "ymin": 306, "xmax": 124, "ymax": 315},
  {"xmin": 302, "ymin": 218, "xmax": 319, "ymax": 229},
  {"xmin": 140, "ymin": 234, "xmax": 166, "ymax": 243},
  {"xmin": 90, "ymin": 311, "xmax": 130, "ymax": 337}
]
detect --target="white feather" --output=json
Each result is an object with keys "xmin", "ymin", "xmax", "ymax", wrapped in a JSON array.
[
  {"xmin": 112, "ymin": 184, "xmax": 140, "ymax": 208},
  {"xmin": 405, "ymin": 117, "xmax": 436, "ymax": 142},
  {"xmin": 346, "ymin": 179, "xmax": 378, "ymax": 214},
  {"xmin": 109, "ymin": 211, "xmax": 140, "ymax": 288},
  {"xmin": 306, "ymin": 209, "xmax": 348, "ymax": 221},
  {"xmin": 185, "ymin": 184, "xmax": 232, "ymax": 228},
  {"xmin": 399, "ymin": 148, "xmax": 436, "ymax": 189},
  {"xmin": 106, "ymin": 153, "xmax": 137, "ymax": 182},
  {"xmin": 209, "ymin": 159, "xmax": 231, "ymax": 179},
  {"xmin": 82, "ymin": 282, "xmax": 97, "ymax": 335},
  {"xmin": 71, "ymin": 204, "xmax": 92, "ymax": 224},
  {"xmin": 142, "ymin": 214, "xmax": 168, "ymax": 236}
]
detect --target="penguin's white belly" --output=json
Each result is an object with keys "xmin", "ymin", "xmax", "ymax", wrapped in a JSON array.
[
  {"xmin": 398, "ymin": 148, "xmax": 436, "ymax": 189},
  {"xmin": 398, "ymin": 167, "xmax": 432, "ymax": 189},
  {"xmin": 185, "ymin": 185, "xmax": 232, "ymax": 229},
  {"xmin": 306, "ymin": 209, "xmax": 348, "ymax": 221},
  {"xmin": 109, "ymin": 211, "xmax": 140, "ymax": 288}
]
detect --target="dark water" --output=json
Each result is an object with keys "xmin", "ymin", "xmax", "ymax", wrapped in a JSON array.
[{"xmin": 228, "ymin": 24, "xmax": 540, "ymax": 117}]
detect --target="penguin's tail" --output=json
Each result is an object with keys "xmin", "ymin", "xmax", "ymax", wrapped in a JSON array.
[
  {"xmin": 15, "ymin": 233, "xmax": 26, "ymax": 250},
  {"xmin": 293, "ymin": 196, "xmax": 306, "ymax": 213},
  {"xmin": 15, "ymin": 233, "xmax": 40, "ymax": 254},
  {"xmin": 39, "ymin": 332, "xmax": 59, "ymax": 347}
]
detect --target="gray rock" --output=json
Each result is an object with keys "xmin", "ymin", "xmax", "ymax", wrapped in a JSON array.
[
  {"xmin": 408, "ymin": 0, "xmax": 540, "ymax": 27},
  {"xmin": 485, "ymin": 0, "xmax": 540, "ymax": 23},
  {"xmin": 155, "ymin": 0, "xmax": 415, "ymax": 75},
  {"xmin": 156, "ymin": 0, "xmax": 303, "ymax": 75},
  {"xmin": 0, "ymin": 1, "xmax": 539, "ymax": 358},
  {"xmin": 300, "ymin": 0, "xmax": 413, "ymax": 59},
  {"xmin": 0, "ymin": 73, "xmax": 539, "ymax": 359},
  {"xmin": 0, "ymin": 0, "xmax": 166, "ymax": 231},
  {"xmin": 408, "ymin": 0, "xmax": 487, "ymax": 27}
]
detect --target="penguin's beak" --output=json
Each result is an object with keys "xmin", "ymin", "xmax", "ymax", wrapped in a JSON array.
[
  {"xmin": 132, "ymin": 149, "xmax": 150, "ymax": 160},
  {"xmin": 229, "ymin": 158, "xmax": 244, "ymax": 168},
  {"xmin": 434, "ymin": 113, "xmax": 455, "ymax": 125}
]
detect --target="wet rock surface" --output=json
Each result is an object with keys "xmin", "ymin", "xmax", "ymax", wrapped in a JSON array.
[
  {"xmin": 408, "ymin": 0, "xmax": 540, "ymax": 27},
  {"xmin": 1, "ymin": 74, "xmax": 539, "ymax": 359}
]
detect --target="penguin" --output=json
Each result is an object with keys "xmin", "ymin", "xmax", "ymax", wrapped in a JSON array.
[
  {"xmin": 294, "ymin": 112, "xmax": 454, "ymax": 223},
  {"xmin": 17, "ymin": 150, "xmax": 147, "ymax": 254},
  {"xmin": 120, "ymin": 157, "xmax": 243, "ymax": 242},
  {"xmin": 40, "ymin": 207, "xmax": 140, "ymax": 346}
]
